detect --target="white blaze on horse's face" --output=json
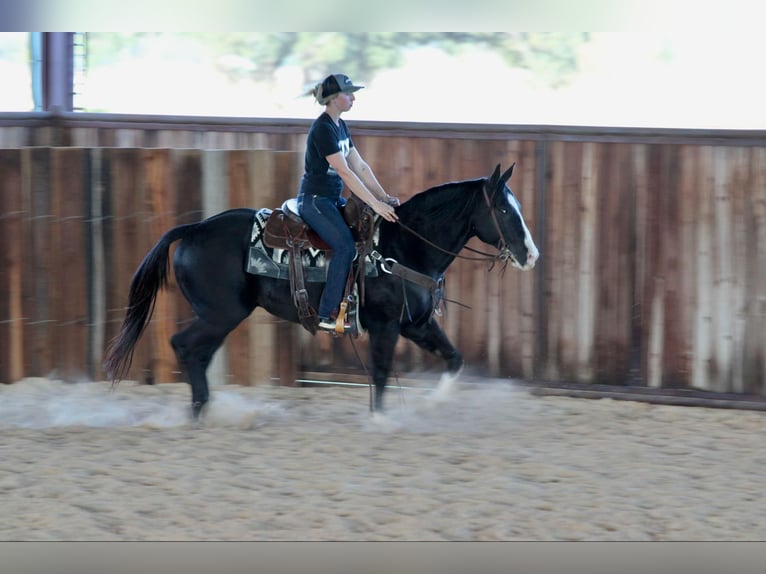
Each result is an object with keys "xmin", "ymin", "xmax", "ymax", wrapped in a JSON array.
[{"xmin": 504, "ymin": 190, "xmax": 539, "ymax": 270}]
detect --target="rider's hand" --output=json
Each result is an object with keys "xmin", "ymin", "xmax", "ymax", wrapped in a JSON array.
[
  {"xmin": 384, "ymin": 195, "xmax": 400, "ymax": 207},
  {"xmin": 373, "ymin": 199, "xmax": 398, "ymax": 222}
]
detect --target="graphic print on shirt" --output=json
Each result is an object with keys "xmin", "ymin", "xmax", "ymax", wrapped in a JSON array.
[{"xmin": 327, "ymin": 137, "xmax": 351, "ymax": 176}]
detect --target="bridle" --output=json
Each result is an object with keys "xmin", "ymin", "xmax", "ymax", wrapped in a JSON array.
[
  {"xmin": 393, "ymin": 179, "xmax": 516, "ymax": 269},
  {"xmin": 366, "ymin": 177, "xmax": 520, "ymax": 320}
]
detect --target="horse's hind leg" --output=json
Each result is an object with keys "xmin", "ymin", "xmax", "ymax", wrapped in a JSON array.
[
  {"xmin": 170, "ymin": 318, "xmax": 233, "ymax": 419},
  {"xmin": 401, "ymin": 319, "xmax": 464, "ymax": 398}
]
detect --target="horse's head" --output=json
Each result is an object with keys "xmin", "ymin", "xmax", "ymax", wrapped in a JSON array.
[{"xmin": 475, "ymin": 163, "xmax": 539, "ymax": 270}]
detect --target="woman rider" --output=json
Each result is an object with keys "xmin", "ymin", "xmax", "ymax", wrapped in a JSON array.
[{"xmin": 298, "ymin": 73, "xmax": 399, "ymax": 332}]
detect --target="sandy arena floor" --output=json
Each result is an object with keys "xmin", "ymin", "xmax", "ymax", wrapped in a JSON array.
[{"xmin": 1, "ymin": 377, "xmax": 764, "ymax": 541}]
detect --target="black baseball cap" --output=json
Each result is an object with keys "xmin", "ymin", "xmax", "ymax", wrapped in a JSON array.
[{"xmin": 321, "ymin": 74, "xmax": 364, "ymax": 98}]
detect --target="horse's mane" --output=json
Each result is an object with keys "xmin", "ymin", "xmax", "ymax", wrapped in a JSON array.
[{"xmin": 397, "ymin": 178, "xmax": 483, "ymax": 223}]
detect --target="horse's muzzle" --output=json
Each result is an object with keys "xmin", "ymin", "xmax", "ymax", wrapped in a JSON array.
[{"xmin": 501, "ymin": 248, "xmax": 537, "ymax": 270}]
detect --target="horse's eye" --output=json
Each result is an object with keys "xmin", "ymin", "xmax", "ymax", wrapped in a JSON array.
[{"xmin": 498, "ymin": 207, "xmax": 508, "ymax": 214}]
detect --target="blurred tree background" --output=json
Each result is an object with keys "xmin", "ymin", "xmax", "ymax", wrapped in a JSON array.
[
  {"xmin": 85, "ymin": 32, "xmax": 591, "ymax": 90},
  {"xmin": 3, "ymin": 32, "xmax": 761, "ymax": 127}
]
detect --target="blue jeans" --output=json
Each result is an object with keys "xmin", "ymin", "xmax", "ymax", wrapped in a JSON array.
[{"xmin": 297, "ymin": 194, "xmax": 355, "ymax": 320}]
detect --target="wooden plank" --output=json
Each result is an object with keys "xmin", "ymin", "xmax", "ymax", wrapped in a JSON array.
[
  {"xmin": 643, "ymin": 145, "xmax": 666, "ymax": 388},
  {"xmin": 575, "ymin": 142, "xmax": 598, "ymax": 381},
  {"xmin": 467, "ymin": 143, "xmax": 499, "ymax": 372},
  {"xmin": 0, "ymin": 150, "xmax": 24, "ymax": 383},
  {"xmin": 517, "ymin": 139, "xmax": 539, "ymax": 379},
  {"xmin": 742, "ymin": 147, "xmax": 766, "ymax": 394},
  {"xmin": 142, "ymin": 148, "xmax": 177, "ymax": 384},
  {"xmin": 560, "ymin": 142, "xmax": 584, "ymax": 379},
  {"xmin": 103, "ymin": 148, "xmax": 151, "ymax": 383},
  {"xmin": 439, "ymin": 139, "xmax": 469, "ymax": 357},
  {"xmin": 628, "ymin": 144, "xmax": 649, "ymax": 386},
  {"xmin": 173, "ymin": 149, "xmax": 204, "ymax": 225},
  {"xmin": 273, "ymin": 151, "xmax": 301, "ymax": 387},
  {"xmin": 392, "ymin": 136, "xmax": 419, "ymax": 370},
  {"xmin": 710, "ymin": 146, "xmax": 734, "ymax": 392},
  {"xmin": 542, "ymin": 140, "xmax": 565, "ymax": 381},
  {"xmin": 49, "ymin": 148, "xmax": 89, "ymax": 381},
  {"xmin": 486, "ymin": 139, "xmax": 525, "ymax": 377},
  {"xmin": 225, "ymin": 149, "xmax": 254, "ymax": 386},
  {"xmin": 676, "ymin": 145, "xmax": 699, "ymax": 389},
  {"xmin": 611, "ymin": 144, "xmax": 636, "ymax": 381},
  {"xmin": 171, "ymin": 148, "xmax": 203, "ymax": 378},
  {"xmin": 421, "ymin": 137, "xmax": 443, "ymax": 193},
  {"xmin": 88, "ymin": 148, "xmax": 107, "ymax": 381},
  {"xmin": 201, "ymin": 149, "xmax": 230, "ymax": 385},
  {"xmin": 499, "ymin": 141, "xmax": 523, "ymax": 377},
  {"xmin": 390, "ymin": 136, "xmax": 416, "ymax": 203},
  {"xmin": 455, "ymin": 139, "xmax": 484, "ymax": 372},
  {"xmin": 727, "ymin": 147, "xmax": 751, "ymax": 394},
  {"xmin": 658, "ymin": 145, "xmax": 686, "ymax": 388},
  {"xmin": 398, "ymin": 136, "xmax": 428, "ymax": 371},
  {"xmin": 22, "ymin": 148, "xmax": 53, "ymax": 377},
  {"xmin": 593, "ymin": 142, "xmax": 617, "ymax": 383},
  {"xmin": 247, "ymin": 151, "xmax": 278, "ymax": 386},
  {"xmin": 481, "ymin": 139, "xmax": 513, "ymax": 377},
  {"xmin": 691, "ymin": 146, "xmax": 715, "ymax": 391}
]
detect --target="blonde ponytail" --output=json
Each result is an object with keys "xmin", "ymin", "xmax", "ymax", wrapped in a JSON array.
[{"xmin": 304, "ymin": 81, "xmax": 333, "ymax": 105}]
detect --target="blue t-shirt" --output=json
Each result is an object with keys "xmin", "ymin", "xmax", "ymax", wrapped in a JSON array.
[{"xmin": 298, "ymin": 112, "xmax": 354, "ymax": 200}]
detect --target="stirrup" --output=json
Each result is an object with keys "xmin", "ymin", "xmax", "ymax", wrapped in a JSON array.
[
  {"xmin": 335, "ymin": 301, "xmax": 348, "ymax": 334},
  {"xmin": 317, "ymin": 317, "xmax": 351, "ymax": 333}
]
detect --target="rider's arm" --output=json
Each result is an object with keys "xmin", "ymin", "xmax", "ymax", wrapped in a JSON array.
[
  {"xmin": 346, "ymin": 148, "xmax": 399, "ymax": 206},
  {"xmin": 326, "ymin": 152, "xmax": 398, "ymax": 221}
]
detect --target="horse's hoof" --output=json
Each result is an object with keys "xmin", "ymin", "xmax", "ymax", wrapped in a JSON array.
[
  {"xmin": 432, "ymin": 368, "xmax": 462, "ymax": 401},
  {"xmin": 369, "ymin": 411, "xmax": 401, "ymax": 432},
  {"xmin": 191, "ymin": 401, "xmax": 207, "ymax": 423}
]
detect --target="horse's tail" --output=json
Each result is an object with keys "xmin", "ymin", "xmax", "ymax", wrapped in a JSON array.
[{"xmin": 103, "ymin": 222, "xmax": 197, "ymax": 384}]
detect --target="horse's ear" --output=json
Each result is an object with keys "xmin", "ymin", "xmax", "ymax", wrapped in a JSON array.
[
  {"xmin": 489, "ymin": 163, "xmax": 501, "ymax": 185},
  {"xmin": 500, "ymin": 162, "xmax": 515, "ymax": 184}
]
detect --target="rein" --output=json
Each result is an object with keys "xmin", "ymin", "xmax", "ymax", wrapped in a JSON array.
[
  {"xmin": 392, "ymin": 183, "xmax": 514, "ymax": 270},
  {"xmin": 395, "ymin": 220, "xmax": 499, "ymax": 262}
]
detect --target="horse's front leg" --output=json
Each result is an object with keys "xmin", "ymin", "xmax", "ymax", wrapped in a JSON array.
[
  {"xmin": 401, "ymin": 318, "xmax": 464, "ymax": 398},
  {"xmin": 367, "ymin": 320, "xmax": 401, "ymax": 412}
]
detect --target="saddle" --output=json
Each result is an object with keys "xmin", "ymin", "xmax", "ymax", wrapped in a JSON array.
[{"xmin": 262, "ymin": 195, "xmax": 376, "ymax": 336}]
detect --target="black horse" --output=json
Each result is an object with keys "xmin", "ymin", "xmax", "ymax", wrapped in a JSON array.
[{"xmin": 104, "ymin": 163, "xmax": 539, "ymax": 418}]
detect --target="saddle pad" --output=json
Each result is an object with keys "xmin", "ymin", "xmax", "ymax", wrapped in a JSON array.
[{"xmin": 246, "ymin": 209, "xmax": 378, "ymax": 281}]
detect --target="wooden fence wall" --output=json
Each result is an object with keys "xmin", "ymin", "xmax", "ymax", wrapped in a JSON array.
[
  {"xmin": 0, "ymin": 147, "xmax": 304, "ymax": 388},
  {"xmin": 1, "ymin": 120, "xmax": 765, "ymax": 396}
]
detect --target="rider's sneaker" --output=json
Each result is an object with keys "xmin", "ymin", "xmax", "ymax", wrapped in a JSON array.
[
  {"xmin": 317, "ymin": 319, "xmax": 337, "ymax": 331},
  {"xmin": 317, "ymin": 317, "xmax": 351, "ymax": 332}
]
